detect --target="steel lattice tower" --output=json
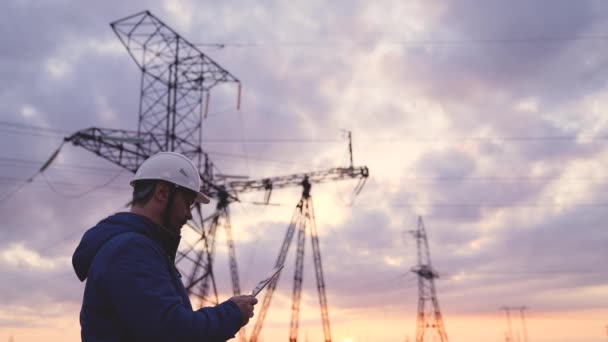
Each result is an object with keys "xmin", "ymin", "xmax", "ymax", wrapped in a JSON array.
[
  {"xmin": 64, "ymin": 10, "xmax": 369, "ymax": 342},
  {"xmin": 410, "ymin": 216, "xmax": 449, "ymax": 342},
  {"xmin": 66, "ymin": 10, "xmax": 243, "ymax": 310},
  {"xmin": 248, "ymin": 178, "xmax": 332, "ymax": 342}
]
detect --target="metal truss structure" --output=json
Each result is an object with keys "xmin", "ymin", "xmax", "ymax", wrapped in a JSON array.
[
  {"xmin": 65, "ymin": 10, "xmax": 369, "ymax": 342},
  {"xmin": 249, "ymin": 178, "xmax": 332, "ymax": 342},
  {"xmin": 410, "ymin": 217, "xmax": 449, "ymax": 342}
]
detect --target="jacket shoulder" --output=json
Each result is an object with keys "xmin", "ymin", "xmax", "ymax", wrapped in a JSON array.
[{"xmin": 89, "ymin": 232, "xmax": 165, "ymax": 279}]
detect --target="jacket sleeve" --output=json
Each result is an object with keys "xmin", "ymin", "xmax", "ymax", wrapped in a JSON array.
[{"xmin": 101, "ymin": 234, "xmax": 244, "ymax": 341}]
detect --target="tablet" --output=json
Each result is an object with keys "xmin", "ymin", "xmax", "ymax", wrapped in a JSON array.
[{"xmin": 251, "ymin": 264, "xmax": 285, "ymax": 296}]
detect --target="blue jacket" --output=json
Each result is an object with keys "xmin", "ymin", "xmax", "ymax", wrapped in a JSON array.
[{"xmin": 73, "ymin": 212, "xmax": 243, "ymax": 341}]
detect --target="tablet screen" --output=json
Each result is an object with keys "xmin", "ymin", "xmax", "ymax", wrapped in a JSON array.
[{"xmin": 251, "ymin": 264, "xmax": 285, "ymax": 296}]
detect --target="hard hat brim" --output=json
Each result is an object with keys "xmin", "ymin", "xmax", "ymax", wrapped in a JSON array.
[{"xmin": 195, "ymin": 192, "xmax": 211, "ymax": 204}]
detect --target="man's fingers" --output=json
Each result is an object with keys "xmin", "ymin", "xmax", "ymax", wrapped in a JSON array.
[{"xmin": 230, "ymin": 295, "xmax": 258, "ymax": 325}]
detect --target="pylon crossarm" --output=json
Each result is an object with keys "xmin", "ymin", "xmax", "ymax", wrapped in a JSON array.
[
  {"xmin": 228, "ymin": 166, "xmax": 369, "ymax": 196},
  {"xmin": 65, "ymin": 127, "xmax": 207, "ymax": 169},
  {"xmin": 65, "ymin": 128, "xmax": 154, "ymax": 172},
  {"xmin": 110, "ymin": 10, "xmax": 239, "ymax": 88}
]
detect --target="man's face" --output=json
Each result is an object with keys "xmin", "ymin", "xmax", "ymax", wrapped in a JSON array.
[{"xmin": 167, "ymin": 187, "xmax": 196, "ymax": 233}]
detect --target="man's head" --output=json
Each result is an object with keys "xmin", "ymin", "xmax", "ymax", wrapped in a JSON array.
[{"xmin": 129, "ymin": 152, "xmax": 210, "ymax": 233}]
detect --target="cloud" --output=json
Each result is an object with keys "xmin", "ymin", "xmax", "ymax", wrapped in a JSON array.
[
  {"xmin": 0, "ymin": 242, "xmax": 67, "ymax": 270},
  {"xmin": 2, "ymin": 1, "xmax": 608, "ymax": 341}
]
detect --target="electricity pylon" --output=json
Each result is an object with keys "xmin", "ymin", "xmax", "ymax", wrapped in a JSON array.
[
  {"xmin": 235, "ymin": 130, "xmax": 369, "ymax": 342},
  {"xmin": 63, "ymin": 10, "xmax": 369, "ymax": 342},
  {"xmin": 518, "ymin": 307, "xmax": 529, "ymax": 342},
  {"xmin": 501, "ymin": 306, "xmax": 528, "ymax": 342},
  {"xmin": 248, "ymin": 178, "xmax": 335, "ymax": 342},
  {"xmin": 501, "ymin": 307, "xmax": 514, "ymax": 342},
  {"xmin": 65, "ymin": 10, "xmax": 243, "ymax": 309},
  {"xmin": 410, "ymin": 216, "xmax": 449, "ymax": 342}
]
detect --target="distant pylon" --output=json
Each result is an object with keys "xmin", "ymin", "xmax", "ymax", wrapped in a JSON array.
[
  {"xmin": 501, "ymin": 307, "xmax": 514, "ymax": 342},
  {"xmin": 501, "ymin": 306, "xmax": 528, "ymax": 342},
  {"xmin": 518, "ymin": 307, "xmax": 529, "ymax": 342},
  {"xmin": 410, "ymin": 216, "xmax": 449, "ymax": 342}
]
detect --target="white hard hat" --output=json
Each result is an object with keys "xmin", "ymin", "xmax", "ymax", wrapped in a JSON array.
[{"xmin": 130, "ymin": 152, "xmax": 210, "ymax": 204}]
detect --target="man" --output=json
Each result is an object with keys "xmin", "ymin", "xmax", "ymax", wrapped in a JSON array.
[{"xmin": 72, "ymin": 152, "xmax": 257, "ymax": 341}]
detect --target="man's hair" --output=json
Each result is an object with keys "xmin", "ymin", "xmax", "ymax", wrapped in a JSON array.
[{"xmin": 131, "ymin": 180, "xmax": 158, "ymax": 207}]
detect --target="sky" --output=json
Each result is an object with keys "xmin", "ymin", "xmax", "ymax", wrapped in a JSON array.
[{"xmin": 1, "ymin": 0, "xmax": 608, "ymax": 341}]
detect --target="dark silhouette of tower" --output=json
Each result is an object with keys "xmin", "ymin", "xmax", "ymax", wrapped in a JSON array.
[
  {"xmin": 501, "ymin": 306, "xmax": 529, "ymax": 342},
  {"xmin": 410, "ymin": 216, "xmax": 449, "ymax": 342},
  {"xmin": 63, "ymin": 10, "xmax": 369, "ymax": 342}
]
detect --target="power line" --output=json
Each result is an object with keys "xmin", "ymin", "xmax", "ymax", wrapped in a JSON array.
[
  {"xmin": 0, "ymin": 157, "xmax": 124, "ymax": 172},
  {"xmin": 0, "ymin": 120, "xmax": 71, "ymax": 134},
  {"xmin": 236, "ymin": 110, "xmax": 251, "ymax": 177},
  {"xmin": 0, "ymin": 178, "xmax": 33, "ymax": 206},
  {"xmin": 41, "ymin": 169, "xmax": 125, "ymax": 199},
  {"xmin": 2, "ymin": 156, "xmax": 602, "ymax": 185},
  {"xmin": 0, "ymin": 175, "xmax": 127, "ymax": 189},
  {"xmin": 523, "ymin": 315, "xmax": 607, "ymax": 322},
  {"xmin": 202, "ymin": 137, "xmax": 341, "ymax": 143},
  {"xmin": 0, "ymin": 142, "xmax": 65, "ymax": 204},
  {"xmin": 0, "ymin": 127, "xmax": 66, "ymax": 139},
  {"xmin": 201, "ymin": 136, "xmax": 608, "ymax": 143},
  {"xmin": 207, "ymin": 150, "xmax": 315, "ymax": 169},
  {"xmin": 0, "ymin": 154, "xmax": 325, "ymax": 187},
  {"xmin": 400, "ymin": 176, "xmax": 607, "ymax": 182},
  {"xmin": 390, "ymin": 203, "xmax": 608, "ymax": 209},
  {"xmin": 443, "ymin": 269, "xmax": 608, "ymax": 278},
  {"xmin": 336, "ymin": 273, "xmax": 418, "ymax": 294},
  {"xmin": 8, "ymin": 177, "xmax": 604, "ymax": 209},
  {"xmin": 33, "ymin": 198, "xmax": 137, "ymax": 256},
  {"xmin": 194, "ymin": 35, "xmax": 608, "ymax": 49},
  {"xmin": 2, "ymin": 119, "xmax": 608, "ymax": 143}
]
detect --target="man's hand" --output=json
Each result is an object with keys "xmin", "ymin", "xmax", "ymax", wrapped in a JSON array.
[{"xmin": 229, "ymin": 295, "xmax": 258, "ymax": 325}]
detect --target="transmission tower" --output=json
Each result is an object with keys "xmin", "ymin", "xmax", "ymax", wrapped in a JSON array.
[
  {"xmin": 518, "ymin": 307, "xmax": 529, "ymax": 342},
  {"xmin": 63, "ymin": 10, "xmax": 369, "ymax": 342},
  {"xmin": 501, "ymin": 306, "xmax": 528, "ymax": 342},
  {"xmin": 248, "ymin": 178, "xmax": 333, "ymax": 342},
  {"xmin": 410, "ymin": 216, "xmax": 449, "ymax": 342},
  {"xmin": 501, "ymin": 307, "xmax": 514, "ymax": 342},
  {"xmin": 65, "ymin": 10, "xmax": 242, "ymax": 309}
]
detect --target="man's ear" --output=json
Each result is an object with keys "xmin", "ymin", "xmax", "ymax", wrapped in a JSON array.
[{"xmin": 154, "ymin": 182, "xmax": 171, "ymax": 202}]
